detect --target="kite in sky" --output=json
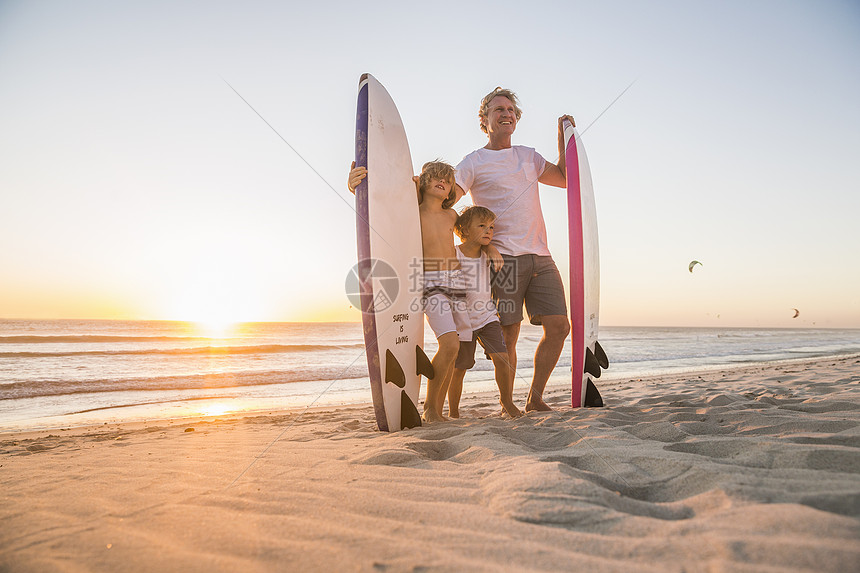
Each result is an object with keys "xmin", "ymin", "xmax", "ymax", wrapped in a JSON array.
[
  {"xmin": 688, "ymin": 260, "xmax": 702, "ymax": 273},
  {"xmin": 792, "ymin": 308, "xmax": 800, "ymax": 318}
]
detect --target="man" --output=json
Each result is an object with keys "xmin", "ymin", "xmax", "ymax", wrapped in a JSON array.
[{"xmin": 452, "ymin": 87, "xmax": 574, "ymax": 412}]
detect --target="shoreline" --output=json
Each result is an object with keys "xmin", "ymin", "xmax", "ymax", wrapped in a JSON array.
[{"xmin": 3, "ymin": 351, "xmax": 859, "ymax": 436}]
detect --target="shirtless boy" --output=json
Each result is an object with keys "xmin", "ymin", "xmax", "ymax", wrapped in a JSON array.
[{"xmin": 349, "ymin": 160, "xmax": 471, "ymax": 423}]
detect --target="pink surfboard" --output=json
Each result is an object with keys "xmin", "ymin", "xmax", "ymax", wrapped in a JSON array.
[{"xmin": 565, "ymin": 120, "xmax": 608, "ymax": 407}]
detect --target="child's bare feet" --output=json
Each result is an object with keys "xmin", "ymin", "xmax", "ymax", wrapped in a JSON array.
[
  {"xmin": 501, "ymin": 401, "xmax": 523, "ymax": 418},
  {"xmin": 422, "ymin": 408, "xmax": 446, "ymax": 423},
  {"xmin": 448, "ymin": 408, "xmax": 460, "ymax": 419}
]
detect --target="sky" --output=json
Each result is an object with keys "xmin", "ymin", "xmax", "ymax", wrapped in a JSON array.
[{"xmin": 1, "ymin": 0, "xmax": 858, "ymax": 328}]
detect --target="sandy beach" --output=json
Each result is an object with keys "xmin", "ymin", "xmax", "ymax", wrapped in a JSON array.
[{"xmin": 2, "ymin": 354, "xmax": 859, "ymax": 572}]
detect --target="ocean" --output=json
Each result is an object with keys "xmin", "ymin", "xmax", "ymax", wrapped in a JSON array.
[{"xmin": 1, "ymin": 319, "xmax": 858, "ymax": 431}]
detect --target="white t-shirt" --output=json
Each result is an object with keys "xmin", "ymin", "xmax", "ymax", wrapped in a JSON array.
[
  {"xmin": 456, "ymin": 247, "xmax": 498, "ymax": 331},
  {"xmin": 455, "ymin": 146, "xmax": 550, "ymax": 257}
]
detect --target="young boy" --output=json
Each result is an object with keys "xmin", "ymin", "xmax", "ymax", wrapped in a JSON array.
[
  {"xmin": 348, "ymin": 160, "xmax": 472, "ymax": 423},
  {"xmin": 443, "ymin": 206, "xmax": 523, "ymax": 419}
]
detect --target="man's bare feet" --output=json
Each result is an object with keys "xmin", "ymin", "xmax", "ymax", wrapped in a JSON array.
[
  {"xmin": 525, "ymin": 393, "xmax": 553, "ymax": 412},
  {"xmin": 422, "ymin": 408, "xmax": 446, "ymax": 423},
  {"xmin": 448, "ymin": 409, "xmax": 460, "ymax": 419}
]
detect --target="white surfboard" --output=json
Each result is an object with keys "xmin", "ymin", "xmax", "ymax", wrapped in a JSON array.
[
  {"xmin": 565, "ymin": 120, "xmax": 608, "ymax": 407},
  {"xmin": 354, "ymin": 74, "xmax": 432, "ymax": 431}
]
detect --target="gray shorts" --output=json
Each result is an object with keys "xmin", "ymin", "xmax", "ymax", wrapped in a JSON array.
[
  {"xmin": 454, "ymin": 320, "xmax": 507, "ymax": 370},
  {"xmin": 490, "ymin": 254, "xmax": 567, "ymax": 326}
]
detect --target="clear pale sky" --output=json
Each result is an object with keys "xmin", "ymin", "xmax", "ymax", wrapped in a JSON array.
[{"xmin": 1, "ymin": 1, "xmax": 858, "ymax": 327}]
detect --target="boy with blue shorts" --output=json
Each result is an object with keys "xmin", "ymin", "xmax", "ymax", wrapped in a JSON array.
[{"xmin": 443, "ymin": 206, "xmax": 523, "ymax": 419}]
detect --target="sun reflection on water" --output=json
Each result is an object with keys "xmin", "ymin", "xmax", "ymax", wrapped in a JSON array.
[{"xmin": 198, "ymin": 402, "xmax": 233, "ymax": 417}]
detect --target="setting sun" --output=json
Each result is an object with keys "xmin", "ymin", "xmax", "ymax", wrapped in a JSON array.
[
  {"xmin": 193, "ymin": 319, "xmax": 238, "ymax": 339},
  {"xmin": 162, "ymin": 261, "xmax": 267, "ymax": 328}
]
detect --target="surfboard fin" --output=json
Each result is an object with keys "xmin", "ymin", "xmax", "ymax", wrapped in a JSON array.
[
  {"xmin": 595, "ymin": 341, "xmax": 609, "ymax": 369},
  {"xmin": 415, "ymin": 345, "xmax": 435, "ymax": 379},
  {"xmin": 385, "ymin": 349, "xmax": 406, "ymax": 388},
  {"xmin": 585, "ymin": 348, "xmax": 602, "ymax": 378},
  {"xmin": 400, "ymin": 390, "xmax": 422, "ymax": 429},
  {"xmin": 584, "ymin": 378, "xmax": 604, "ymax": 407}
]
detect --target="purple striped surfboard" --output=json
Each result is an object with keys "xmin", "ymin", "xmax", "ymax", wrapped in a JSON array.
[{"xmin": 354, "ymin": 74, "xmax": 432, "ymax": 431}]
